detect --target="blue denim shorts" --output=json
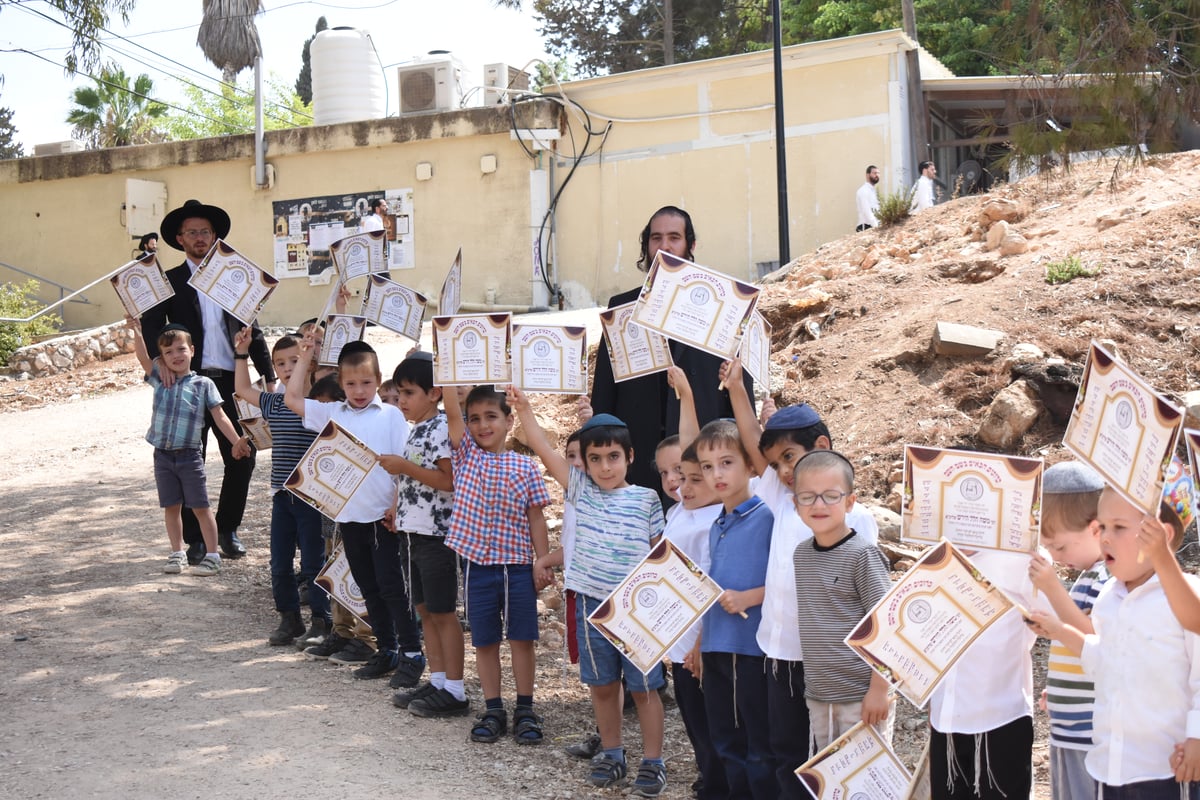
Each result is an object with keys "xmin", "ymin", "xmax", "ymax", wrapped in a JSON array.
[
  {"xmin": 464, "ymin": 562, "xmax": 539, "ymax": 647},
  {"xmin": 153, "ymin": 447, "xmax": 209, "ymax": 509},
  {"xmin": 576, "ymin": 593, "xmax": 667, "ymax": 691}
]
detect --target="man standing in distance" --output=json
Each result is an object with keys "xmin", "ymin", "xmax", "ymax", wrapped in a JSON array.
[
  {"xmin": 141, "ymin": 199, "xmax": 275, "ymax": 563},
  {"xmin": 361, "ymin": 198, "xmax": 387, "ymax": 232},
  {"xmin": 911, "ymin": 160, "xmax": 938, "ymax": 212},
  {"xmin": 855, "ymin": 165, "xmax": 881, "ymax": 232}
]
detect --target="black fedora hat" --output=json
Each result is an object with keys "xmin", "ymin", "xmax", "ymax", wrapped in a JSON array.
[{"xmin": 161, "ymin": 199, "xmax": 232, "ymax": 251}]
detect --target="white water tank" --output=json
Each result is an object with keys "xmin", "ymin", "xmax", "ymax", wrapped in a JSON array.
[{"xmin": 311, "ymin": 27, "xmax": 386, "ymax": 126}]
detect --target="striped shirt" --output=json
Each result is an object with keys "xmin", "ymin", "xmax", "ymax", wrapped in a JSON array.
[
  {"xmin": 1047, "ymin": 560, "xmax": 1109, "ymax": 749},
  {"xmin": 258, "ymin": 392, "xmax": 317, "ymax": 491},
  {"xmin": 446, "ymin": 432, "xmax": 550, "ymax": 565},
  {"xmin": 144, "ymin": 365, "xmax": 223, "ymax": 450},
  {"xmin": 794, "ymin": 530, "xmax": 892, "ymax": 704},
  {"xmin": 564, "ymin": 466, "xmax": 664, "ymax": 600}
]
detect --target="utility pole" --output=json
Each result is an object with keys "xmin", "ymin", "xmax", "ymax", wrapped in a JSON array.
[
  {"xmin": 771, "ymin": 0, "xmax": 790, "ymax": 266},
  {"xmin": 902, "ymin": 0, "xmax": 929, "ymax": 181},
  {"xmin": 663, "ymin": 0, "xmax": 674, "ymax": 65}
]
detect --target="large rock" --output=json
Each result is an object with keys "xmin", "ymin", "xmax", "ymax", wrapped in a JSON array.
[
  {"xmin": 978, "ymin": 380, "xmax": 1043, "ymax": 448},
  {"xmin": 984, "ymin": 219, "xmax": 1009, "ymax": 251},
  {"xmin": 999, "ymin": 231, "xmax": 1029, "ymax": 256},
  {"xmin": 978, "ymin": 198, "xmax": 1024, "ymax": 227},
  {"xmin": 868, "ymin": 504, "xmax": 902, "ymax": 543},
  {"xmin": 1184, "ymin": 390, "xmax": 1200, "ymax": 429}
]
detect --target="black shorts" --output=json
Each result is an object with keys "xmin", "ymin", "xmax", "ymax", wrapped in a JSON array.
[{"xmin": 404, "ymin": 532, "xmax": 459, "ymax": 614}]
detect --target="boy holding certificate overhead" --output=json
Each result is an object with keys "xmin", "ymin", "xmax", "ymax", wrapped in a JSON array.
[{"xmin": 514, "ymin": 390, "xmax": 669, "ymax": 797}]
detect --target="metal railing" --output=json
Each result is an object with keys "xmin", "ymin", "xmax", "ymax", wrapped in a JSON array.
[{"xmin": 0, "ymin": 260, "xmax": 102, "ymax": 323}]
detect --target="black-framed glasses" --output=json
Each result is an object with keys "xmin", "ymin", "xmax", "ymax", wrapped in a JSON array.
[{"xmin": 793, "ymin": 490, "xmax": 850, "ymax": 507}]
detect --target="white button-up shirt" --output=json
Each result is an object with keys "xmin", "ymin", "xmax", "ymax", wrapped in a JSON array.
[{"xmin": 1082, "ymin": 574, "xmax": 1200, "ymax": 786}]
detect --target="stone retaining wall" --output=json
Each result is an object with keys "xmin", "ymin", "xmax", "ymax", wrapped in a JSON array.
[{"xmin": 8, "ymin": 322, "xmax": 136, "ymax": 378}]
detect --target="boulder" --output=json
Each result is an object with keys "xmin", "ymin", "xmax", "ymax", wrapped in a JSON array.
[
  {"xmin": 984, "ymin": 219, "xmax": 1009, "ymax": 251},
  {"xmin": 868, "ymin": 505, "xmax": 902, "ymax": 543},
  {"xmin": 978, "ymin": 198, "xmax": 1024, "ymax": 227},
  {"xmin": 978, "ymin": 380, "xmax": 1043, "ymax": 448},
  {"xmin": 999, "ymin": 231, "xmax": 1029, "ymax": 256}
]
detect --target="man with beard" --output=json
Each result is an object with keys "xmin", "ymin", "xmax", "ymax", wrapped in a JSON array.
[{"xmin": 855, "ymin": 165, "xmax": 881, "ymax": 231}]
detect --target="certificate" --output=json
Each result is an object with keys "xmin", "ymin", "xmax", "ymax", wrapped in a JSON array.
[
  {"xmin": 739, "ymin": 310, "xmax": 773, "ymax": 391},
  {"xmin": 796, "ymin": 721, "xmax": 913, "ymax": 800},
  {"xmin": 317, "ymin": 315, "xmax": 367, "ymax": 367},
  {"xmin": 239, "ymin": 416, "xmax": 273, "ymax": 451},
  {"xmin": 1186, "ymin": 429, "xmax": 1200, "ymax": 514},
  {"xmin": 361, "ymin": 273, "xmax": 427, "ymax": 341},
  {"xmin": 329, "ymin": 230, "xmax": 387, "ymax": 281},
  {"xmin": 110, "ymin": 254, "xmax": 174, "ymax": 317},
  {"xmin": 314, "ymin": 542, "xmax": 368, "ymax": 624},
  {"xmin": 901, "ymin": 446, "xmax": 1043, "ymax": 553},
  {"xmin": 1063, "ymin": 341, "xmax": 1184, "ymax": 516},
  {"xmin": 511, "ymin": 324, "xmax": 588, "ymax": 394},
  {"xmin": 631, "ymin": 251, "xmax": 759, "ymax": 359},
  {"xmin": 188, "ymin": 239, "xmax": 279, "ymax": 325},
  {"xmin": 431, "ymin": 313, "xmax": 512, "ymax": 386},
  {"xmin": 440, "ymin": 248, "xmax": 462, "ymax": 315},
  {"xmin": 599, "ymin": 301, "xmax": 673, "ymax": 382},
  {"xmin": 586, "ymin": 538, "xmax": 723, "ymax": 675},
  {"xmin": 284, "ymin": 420, "xmax": 379, "ymax": 518},
  {"xmin": 845, "ymin": 541, "xmax": 1017, "ymax": 708}
]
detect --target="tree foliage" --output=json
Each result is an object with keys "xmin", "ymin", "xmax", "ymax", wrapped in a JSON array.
[
  {"xmin": 197, "ymin": 0, "xmax": 264, "ymax": 84},
  {"xmin": 0, "ymin": 105, "xmax": 21, "ymax": 159},
  {"xmin": 0, "ymin": 0, "xmax": 135, "ymax": 73},
  {"xmin": 159, "ymin": 75, "xmax": 312, "ymax": 140},
  {"xmin": 0, "ymin": 281, "xmax": 62, "ymax": 365},
  {"xmin": 66, "ymin": 64, "xmax": 166, "ymax": 148},
  {"xmin": 294, "ymin": 16, "xmax": 328, "ymax": 105}
]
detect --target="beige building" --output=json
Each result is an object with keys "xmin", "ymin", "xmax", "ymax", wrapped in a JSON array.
[{"xmin": 0, "ymin": 30, "xmax": 949, "ymax": 331}]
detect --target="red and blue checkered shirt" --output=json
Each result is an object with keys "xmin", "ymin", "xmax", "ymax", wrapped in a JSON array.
[{"xmin": 446, "ymin": 433, "xmax": 550, "ymax": 565}]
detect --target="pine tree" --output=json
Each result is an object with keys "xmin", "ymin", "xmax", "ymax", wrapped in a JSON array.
[
  {"xmin": 0, "ymin": 106, "xmax": 22, "ymax": 159},
  {"xmin": 295, "ymin": 16, "xmax": 328, "ymax": 105}
]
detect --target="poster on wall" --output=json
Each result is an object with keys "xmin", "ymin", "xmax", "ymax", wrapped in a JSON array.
[{"xmin": 271, "ymin": 187, "xmax": 414, "ymax": 285}]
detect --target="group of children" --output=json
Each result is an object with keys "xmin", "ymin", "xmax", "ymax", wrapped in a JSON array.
[{"xmin": 130, "ymin": 314, "xmax": 1200, "ymax": 800}]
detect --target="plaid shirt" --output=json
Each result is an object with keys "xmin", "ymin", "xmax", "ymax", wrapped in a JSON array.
[
  {"xmin": 144, "ymin": 365, "xmax": 223, "ymax": 450},
  {"xmin": 446, "ymin": 432, "xmax": 550, "ymax": 565}
]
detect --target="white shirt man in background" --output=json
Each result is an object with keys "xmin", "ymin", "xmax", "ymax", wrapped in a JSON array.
[
  {"xmin": 855, "ymin": 165, "xmax": 881, "ymax": 231},
  {"xmin": 911, "ymin": 160, "xmax": 938, "ymax": 212}
]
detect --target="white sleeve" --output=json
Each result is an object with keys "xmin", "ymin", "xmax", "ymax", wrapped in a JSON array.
[{"xmin": 302, "ymin": 399, "xmax": 334, "ymax": 433}]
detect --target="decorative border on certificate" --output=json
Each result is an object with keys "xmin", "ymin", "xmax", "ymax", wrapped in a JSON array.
[
  {"xmin": 599, "ymin": 301, "xmax": 674, "ymax": 383},
  {"xmin": 284, "ymin": 420, "xmax": 379, "ymax": 518},
  {"xmin": 362, "ymin": 273, "xmax": 427, "ymax": 341},
  {"xmin": 111, "ymin": 254, "xmax": 174, "ymax": 318},
  {"xmin": 511, "ymin": 324, "xmax": 588, "ymax": 394},
  {"xmin": 440, "ymin": 248, "xmax": 462, "ymax": 315},
  {"xmin": 845, "ymin": 541, "xmax": 1016, "ymax": 708},
  {"xmin": 795, "ymin": 721, "xmax": 913, "ymax": 800},
  {"xmin": 739, "ymin": 310, "xmax": 773, "ymax": 391},
  {"xmin": 1063, "ymin": 341, "xmax": 1184, "ymax": 516},
  {"xmin": 329, "ymin": 230, "xmax": 387, "ymax": 282},
  {"xmin": 431, "ymin": 313, "xmax": 512, "ymax": 386},
  {"xmin": 188, "ymin": 239, "xmax": 279, "ymax": 326},
  {"xmin": 586, "ymin": 538, "xmax": 723, "ymax": 675},
  {"xmin": 314, "ymin": 542, "xmax": 369, "ymax": 625},
  {"xmin": 239, "ymin": 416, "xmax": 273, "ymax": 450},
  {"xmin": 631, "ymin": 251, "xmax": 759, "ymax": 360},
  {"xmin": 1186, "ymin": 429, "xmax": 1200, "ymax": 515},
  {"xmin": 901, "ymin": 446, "xmax": 1043, "ymax": 553},
  {"xmin": 318, "ymin": 315, "xmax": 367, "ymax": 367}
]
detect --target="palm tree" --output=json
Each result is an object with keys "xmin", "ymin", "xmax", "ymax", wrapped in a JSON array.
[
  {"xmin": 66, "ymin": 65, "xmax": 167, "ymax": 148},
  {"xmin": 197, "ymin": 0, "xmax": 264, "ymax": 84}
]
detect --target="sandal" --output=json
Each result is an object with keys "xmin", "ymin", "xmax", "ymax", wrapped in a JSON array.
[
  {"xmin": 470, "ymin": 708, "xmax": 507, "ymax": 743},
  {"xmin": 512, "ymin": 706, "xmax": 544, "ymax": 745}
]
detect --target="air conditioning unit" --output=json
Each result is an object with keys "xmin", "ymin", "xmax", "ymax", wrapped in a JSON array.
[
  {"xmin": 33, "ymin": 140, "xmax": 85, "ymax": 156},
  {"xmin": 484, "ymin": 63, "xmax": 531, "ymax": 105},
  {"xmin": 397, "ymin": 56, "xmax": 463, "ymax": 116}
]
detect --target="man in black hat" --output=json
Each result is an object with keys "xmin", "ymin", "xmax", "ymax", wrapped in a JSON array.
[{"xmin": 140, "ymin": 199, "xmax": 276, "ymax": 563}]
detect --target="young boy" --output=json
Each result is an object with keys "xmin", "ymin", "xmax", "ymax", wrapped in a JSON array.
[
  {"xmin": 791, "ymin": 450, "xmax": 893, "ymax": 747},
  {"xmin": 694, "ymin": 418, "xmax": 775, "ymax": 800},
  {"xmin": 284, "ymin": 338, "xmax": 416, "ymax": 681},
  {"xmin": 1026, "ymin": 461, "xmax": 1108, "ymax": 800},
  {"xmin": 129, "ymin": 319, "xmax": 247, "ymax": 577},
  {"xmin": 655, "ymin": 435, "xmax": 683, "ymax": 512},
  {"xmin": 720, "ymin": 358, "xmax": 878, "ymax": 798},
  {"xmin": 378, "ymin": 379, "xmax": 401, "ymax": 409},
  {"xmin": 377, "ymin": 353, "xmax": 465, "ymax": 714},
  {"xmin": 517, "ymin": 393, "xmax": 668, "ymax": 796},
  {"xmin": 1032, "ymin": 486, "xmax": 1200, "ymax": 800},
  {"xmin": 233, "ymin": 328, "xmax": 331, "ymax": 646},
  {"xmin": 442, "ymin": 384, "xmax": 551, "ymax": 744}
]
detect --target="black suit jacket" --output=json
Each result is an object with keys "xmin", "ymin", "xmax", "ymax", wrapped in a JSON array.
[{"xmin": 140, "ymin": 260, "xmax": 275, "ymax": 383}]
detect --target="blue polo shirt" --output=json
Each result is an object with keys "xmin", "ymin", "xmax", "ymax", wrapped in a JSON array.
[{"xmin": 702, "ymin": 495, "xmax": 773, "ymax": 656}]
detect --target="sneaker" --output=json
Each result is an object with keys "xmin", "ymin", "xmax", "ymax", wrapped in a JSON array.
[
  {"xmin": 388, "ymin": 653, "xmax": 426, "ymax": 689},
  {"xmin": 190, "ymin": 555, "xmax": 221, "ymax": 577},
  {"xmin": 164, "ymin": 553, "xmax": 186, "ymax": 574},
  {"xmin": 588, "ymin": 752, "xmax": 628, "ymax": 788},
  {"xmin": 353, "ymin": 648, "xmax": 399, "ymax": 679},
  {"xmin": 327, "ymin": 638, "xmax": 374, "ymax": 665},
  {"xmin": 393, "ymin": 681, "xmax": 438, "ymax": 709},
  {"xmin": 565, "ymin": 732, "xmax": 602, "ymax": 759},
  {"xmin": 305, "ymin": 633, "xmax": 351, "ymax": 660},
  {"xmin": 409, "ymin": 687, "xmax": 471, "ymax": 718},
  {"xmin": 630, "ymin": 762, "xmax": 667, "ymax": 797}
]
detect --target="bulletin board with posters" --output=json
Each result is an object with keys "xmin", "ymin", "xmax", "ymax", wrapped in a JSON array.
[{"xmin": 271, "ymin": 188, "xmax": 415, "ymax": 285}]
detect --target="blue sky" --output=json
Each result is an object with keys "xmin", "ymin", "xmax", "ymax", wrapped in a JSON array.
[{"xmin": 0, "ymin": 0, "xmax": 551, "ymax": 149}]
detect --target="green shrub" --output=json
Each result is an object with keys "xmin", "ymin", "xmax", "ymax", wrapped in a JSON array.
[
  {"xmin": 875, "ymin": 187, "xmax": 917, "ymax": 227},
  {"xmin": 0, "ymin": 280, "xmax": 62, "ymax": 364},
  {"xmin": 1044, "ymin": 255, "xmax": 1098, "ymax": 285}
]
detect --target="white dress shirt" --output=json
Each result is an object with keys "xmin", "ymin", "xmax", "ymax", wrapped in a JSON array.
[
  {"xmin": 911, "ymin": 174, "xmax": 935, "ymax": 212},
  {"xmin": 187, "ymin": 258, "xmax": 236, "ymax": 371},
  {"xmin": 856, "ymin": 181, "xmax": 880, "ymax": 227},
  {"xmin": 1082, "ymin": 574, "xmax": 1200, "ymax": 786}
]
